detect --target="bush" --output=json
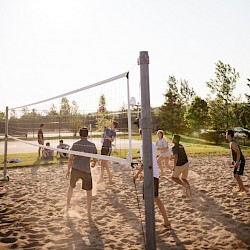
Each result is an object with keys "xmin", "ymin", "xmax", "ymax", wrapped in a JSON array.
[{"xmin": 200, "ymin": 130, "xmax": 224, "ymax": 145}]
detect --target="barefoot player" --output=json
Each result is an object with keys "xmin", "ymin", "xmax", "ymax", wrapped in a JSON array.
[{"xmin": 226, "ymin": 130, "xmax": 246, "ymax": 192}]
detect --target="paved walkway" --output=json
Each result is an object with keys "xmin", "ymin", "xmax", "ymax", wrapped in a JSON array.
[{"xmin": 0, "ymin": 138, "xmax": 141, "ymax": 154}]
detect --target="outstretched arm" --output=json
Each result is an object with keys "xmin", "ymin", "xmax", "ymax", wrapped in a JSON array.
[{"xmin": 133, "ymin": 165, "xmax": 144, "ymax": 182}]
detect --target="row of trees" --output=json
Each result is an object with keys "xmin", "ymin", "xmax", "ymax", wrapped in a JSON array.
[
  {"xmin": 156, "ymin": 61, "xmax": 249, "ymax": 137},
  {"xmin": 0, "ymin": 95, "xmax": 130, "ymax": 137},
  {"xmin": 0, "ymin": 60, "xmax": 249, "ymax": 144},
  {"xmin": 5, "ymin": 97, "xmax": 86, "ymax": 137}
]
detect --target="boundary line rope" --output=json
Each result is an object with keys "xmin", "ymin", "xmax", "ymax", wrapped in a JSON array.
[{"xmin": 8, "ymin": 136, "xmax": 132, "ymax": 165}]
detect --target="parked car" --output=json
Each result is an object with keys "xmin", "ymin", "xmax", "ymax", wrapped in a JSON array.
[{"xmin": 234, "ymin": 127, "xmax": 250, "ymax": 138}]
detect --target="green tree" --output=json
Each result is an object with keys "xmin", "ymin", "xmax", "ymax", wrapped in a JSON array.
[
  {"xmin": 246, "ymin": 79, "xmax": 250, "ymax": 103},
  {"xmin": 159, "ymin": 76, "xmax": 195, "ymax": 134},
  {"xmin": 185, "ymin": 96, "xmax": 209, "ymax": 132},
  {"xmin": 48, "ymin": 103, "xmax": 58, "ymax": 116},
  {"xmin": 0, "ymin": 112, "xmax": 4, "ymax": 120},
  {"xmin": 69, "ymin": 100, "xmax": 85, "ymax": 136},
  {"xmin": 180, "ymin": 79, "xmax": 196, "ymax": 106},
  {"xmin": 96, "ymin": 94, "xmax": 111, "ymax": 131},
  {"xmin": 159, "ymin": 76, "xmax": 182, "ymax": 134},
  {"xmin": 0, "ymin": 111, "xmax": 5, "ymax": 133},
  {"xmin": 231, "ymin": 102, "xmax": 250, "ymax": 129},
  {"xmin": 21, "ymin": 107, "xmax": 29, "ymax": 116},
  {"xmin": 99, "ymin": 94, "xmax": 106, "ymax": 107},
  {"xmin": 206, "ymin": 60, "xmax": 239, "ymax": 129},
  {"xmin": 207, "ymin": 98, "xmax": 225, "ymax": 131},
  {"xmin": 59, "ymin": 97, "xmax": 71, "ymax": 130},
  {"xmin": 60, "ymin": 97, "xmax": 71, "ymax": 116}
]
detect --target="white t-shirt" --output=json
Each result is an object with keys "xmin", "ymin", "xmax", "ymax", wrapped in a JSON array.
[
  {"xmin": 140, "ymin": 143, "xmax": 159, "ymax": 179},
  {"xmin": 156, "ymin": 137, "xmax": 171, "ymax": 157}
]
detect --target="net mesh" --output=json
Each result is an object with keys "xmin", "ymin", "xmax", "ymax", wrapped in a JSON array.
[{"xmin": 7, "ymin": 72, "xmax": 134, "ymax": 164}]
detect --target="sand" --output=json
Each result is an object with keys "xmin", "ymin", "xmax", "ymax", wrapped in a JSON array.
[{"xmin": 0, "ymin": 156, "xmax": 249, "ymax": 250}]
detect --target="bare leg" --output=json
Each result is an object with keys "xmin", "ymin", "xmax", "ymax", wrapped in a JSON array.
[
  {"xmin": 234, "ymin": 174, "xmax": 246, "ymax": 192},
  {"xmin": 182, "ymin": 178, "xmax": 191, "ymax": 196},
  {"xmin": 104, "ymin": 161, "xmax": 112, "ymax": 184},
  {"xmin": 157, "ymin": 156, "xmax": 165, "ymax": 176},
  {"xmin": 98, "ymin": 160, "xmax": 112, "ymax": 184},
  {"xmin": 86, "ymin": 190, "xmax": 92, "ymax": 217},
  {"xmin": 38, "ymin": 147, "xmax": 41, "ymax": 157},
  {"xmin": 172, "ymin": 176, "xmax": 185, "ymax": 187},
  {"xmin": 154, "ymin": 197, "xmax": 171, "ymax": 227},
  {"xmin": 67, "ymin": 186, "xmax": 73, "ymax": 211},
  {"xmin": 164, "ymin": 157, "xmax": 172, "ymax": 171},
  {"xmin": 97, "ymin": 160, "xmax": 105, "ymax": 183}
]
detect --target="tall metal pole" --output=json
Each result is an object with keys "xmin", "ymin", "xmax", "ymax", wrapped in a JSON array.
[
  {"xmin": 3, "ymin": 106, "xmax": 9, "ymax": 177},
  {"xmin": 138, "ymin": 51, "xmax": 156, "ymax": 249}
]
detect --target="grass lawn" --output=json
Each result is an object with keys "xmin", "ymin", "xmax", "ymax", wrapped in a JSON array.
[{"xmin": 0, "ymin": 134, "xmax": 249, "ymax": 170}]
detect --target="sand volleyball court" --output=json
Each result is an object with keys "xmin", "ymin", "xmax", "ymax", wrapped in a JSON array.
[{"xmin": 0, "ymin": 156, "xmax": 249, "ymax": 249}]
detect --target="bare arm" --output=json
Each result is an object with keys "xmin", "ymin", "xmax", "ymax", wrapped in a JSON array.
[
  {"xmin": 173, "ymin": 154, "xmax": 178, "ymax": 171},
  {"xmin": 105, "ymin": 133, "xmax": 115, "ymax": 142},
  {"xmin": 133, "ymin": 165, "xmax": 144, "ymax": 182}
]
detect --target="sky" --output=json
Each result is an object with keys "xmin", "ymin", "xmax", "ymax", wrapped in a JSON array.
[{"xmin": 0, "ymin": 0, "xmax": 250, "ymax": 112}]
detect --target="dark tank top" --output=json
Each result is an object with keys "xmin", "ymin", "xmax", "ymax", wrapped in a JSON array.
[{"xmin": 231, "ymin": 140, "xmax": 245, "ymax": 162}]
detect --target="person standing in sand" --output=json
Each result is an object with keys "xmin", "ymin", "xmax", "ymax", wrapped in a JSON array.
[
  {"xmin": 171, "ymin": 134, "xmax": 191, "ymax": 196},
  {"xmin": 155, "ymin": 130, "xmax": 172, "ymax": 176},
  {"xmin": 133, "ymin": 128, "xmax": 171, "ymax": 228},
  {"xmin": 226, "ymin": 129, "xmax": 246, "ymax": 193},
  {"xmin": 37, "ymin": 123, "xmax": 45, "ymax": 158},
  {"xmin": 97, "ymin": 120, "xmax": 118, "ymax": 185},
  {"xmin": 66, "ymin": 127, "xmax": 97, "ymax": 216}
]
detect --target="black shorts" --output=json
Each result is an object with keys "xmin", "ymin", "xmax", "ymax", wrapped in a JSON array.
[
  {"xmin": 233, "ymin": 160, "xmax": 245, "ymax": 176},
  {"xmin": 101, "ymin": 146, "xmax": 112, "ymax": 156},
  {"xmin": 70, "ymin": 168, "xmax": 92, "ymax": 190},
  {"xmin": 143, "ymin": 177, "xmax": 159, "ymax": 198}
]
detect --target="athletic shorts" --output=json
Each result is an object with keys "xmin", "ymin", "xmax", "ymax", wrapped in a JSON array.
[
  {"xmin": 70, "ymin": 168, "xmax": 92, "ymax": 190},
  {"xmin": 172, "ymin": 162, "xmax": 189, "ymax": 179},
  {"xmin": 143, "ymin": 177, "xmax": 159, "ymax": 198},
  {"xmin": 101, "ymin": 146, "xmax": 112, "ymax": 156},
  {"xmin": 160, "ymin": 150, "xmax": 172, "ymax": 158},
  {"xmin": 233, "ymin": 160, "xmax": 245, "ymax": 176}
]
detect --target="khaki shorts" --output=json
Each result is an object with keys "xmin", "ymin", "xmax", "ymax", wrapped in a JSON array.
[
  {"xmin": 160, "ymin": 150, "xmax": 172, "ymax": 158},
  {"xmin": 101, "ymin": 146, "xmax": 112, "ymax": 156},
  {"xmin": 172, "ymin": 162, "xmax": 189, "ymax": 179}
]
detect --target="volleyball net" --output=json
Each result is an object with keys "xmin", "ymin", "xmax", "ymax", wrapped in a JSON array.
[{"xmin": 4, "ymin": 71, "xmax": 140, "ymax": 167}]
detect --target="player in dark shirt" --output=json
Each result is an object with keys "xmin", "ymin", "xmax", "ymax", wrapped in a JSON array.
[
  {"xmin": 98, "ymin": 121, "xmax": 118, "ymax": 184},
  {"xmin": 37, "ymin": 123, "xmax": 44, "ymax": 158},
  {"xmin": 226, "ymin": 130, "xmax": 246, "ymax": 193},
  {"xmin": 171, "ymin": 134, "xmax": 191, "ymax": 196}
]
